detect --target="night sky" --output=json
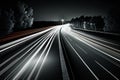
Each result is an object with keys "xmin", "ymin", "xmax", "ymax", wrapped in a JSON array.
[
  {"xmin": 1, "ymin": 0, "xmax": 120, "ymax": 21},
  {"xmin": 25, "ymin": 0, "xmax": 119, "ymax": 21}
]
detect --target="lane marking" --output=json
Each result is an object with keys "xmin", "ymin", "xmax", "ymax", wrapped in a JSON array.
[
  {"xmin": 58, "ymin": 29, "xmax": 70, "ymax": 80},
  {"xmin": 0, "ymin": 31, "xmax": 50, "ymax": 67},
  {"xmin": 67, "ymin": 37, "xmax": 72, "ymax": 41},
  {"xmin": 27, "ymin": 31, "xmax": 56, "ymax": 80},
  {"xmin": 67, "ymin": 31, "xmax": 120, "ymax": 62},
  {"xmin": 72, "ymin": 30, "xmax": 120, "ymax": 58},
  {"xmin": 63, "ymin": 35, "xmax": 99, "ymax": 80},
  {"xmin": 35, "ymin": 28, "xmax": 59, "ymax": 80},
  {"xmin": 1, "ymin": 30, "xmax": 53, "ymax": 78},
  {"xmin": 12, "ymin": 30, "xmax": 55, "ymax": 80},
  {"xmin": 4, "ymin": 34, "xmax": 49, "ymax": 80},
  {"xmin": 73, "ymin": 29, "xmax": 120, "ymax": 47},
  {"xmin": 0, "ymin": 27, "xmax": 55, "ymax": 52},
  {"xmin": 95, "ymin": 60, "xmax": 119, "ymax": 80},
  {"xmin": 67, "ymin": 32, "xmax": 120, "ymax": 68},
  {"xmin": 75, "ymin": 43, "xmax": 88, "ymax": 54}
]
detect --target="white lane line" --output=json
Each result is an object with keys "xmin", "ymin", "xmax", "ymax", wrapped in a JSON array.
[
  {"xmin": 4, "ymin": 37, "xmax": 46, "ymax": 80},
  {"xmin": 73, "ymin": 29, "xmax": 120, "ymax": 47},
  {"xmin": 63, "ymin": 35, "xmax": 99, "ymax": 80},
  {"xmin": 95, "ymin": 60, "xmax": 119, "ymax": 80},
  {"xmin": 0, "ymin": 31, "xmax": 52, "ymax": 77},
  {"xmin": 0, "ymin": 32, "xmax": 50, "ymax": 67},
  {"xmin": 75, "ymin": 43, "xmax": 88, "ymax": 54},
  {"xmin": 4, "ymin": 32, "xmax": 54, "ymax": 80},
  {"xmin": 0, "ymin": 43, "xmax": 28, "ymax": 67},
  {"xmin": 12, "ymin": 30, "xmax": 55, "ymax": 80},
  {"xmin": 58, "ymin": 30, "xmax": 70, "ymax": 80},
  {"xmin": 68, "ymin": 31, "xmax": 120, "ymax": 62},
  {"xmin": 35, "ymin": 29, "xmax": 58, "ymax": 80},
  {"xmin": 99, "ymin": 55, "xmax": 120, "ymax": 68},
  {"xmin": 76, "ymin": 32, "xmax": 120, "ymax": 53},
  {"xmin": 4, "ymin": 37, "xmax": 48, "ymax": 80},
  {"xmin": 68, "ymin": 31, "xmax": 120, "ymax": 67},
  {"xmin": 72, "ymin": 30, "xmax": 120, "ymax": 58},
  {"xmin": 0, "ymin": 27, "xmax": 55, "ymax": 52},
  {"xmin": 61, "ymin": 31, "xmax": 76, "ymax": 80},
  {"xmin": 67, "ymin": 37, "xmax": 72, "ymax": 41},
  {"xmin": 0, "ymin": 38, "xmax": 41, "ymax": 76},
  {"xmin": 27, "ymin": 30, "xmax": 56, "ymax": 80},
  {"xmin": 0, "ymin": 27, "xmax": 55, "ymax": 49},
  {"xmin": 0, "ymin": 38, "xmax": 29, "ymax": 53}
]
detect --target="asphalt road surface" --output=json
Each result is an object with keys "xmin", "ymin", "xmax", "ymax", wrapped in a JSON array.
[{"xmin": 0, "ymin": 24, "xmax": 120, "ymax": 80}]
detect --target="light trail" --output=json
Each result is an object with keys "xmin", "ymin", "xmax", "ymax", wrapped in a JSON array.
[
  {"xmin": 73, "ymin": 30, "xmax": 120, "ymax": 47},
  {"xmin": 0, "ymin": 31, "xmax": 51, "ymax": 67},
  {"xmin": 62, "ymin": 34, "xmax": 99, "ymax": 80},
  {"xmin": 0, "ymin": 27, "xmax": 55, "ymax": 52},
  {"xmin": 27, "ymin": 29, "xmax": 57, "ymax": 80},
  {"xmin": 4, "ymin": 29, "xmax": 55, "ymax": 79},
  {"xmin": 35, "ymin": 25, "xmax": 63, "ymax": 80},
  {"xmin": 58, "ymin": 28, "xmax": 70, "ymax": 80},
  {"xmin": 95, "ymin": 60, "xmax": 119, "ymax": 80},
  {"xmin": 0, "ymin": 29, "xmax": 53, "ymax": 77},
  {"xmin": 13, "ymin": 29, "xmax": 56, "ymax": 80},
  {"xmin": 2, "ymin": 31, "xmax": 54, "ymax": 80},
  {"xmin": 0, "ymin": 23, "xmax": 120, "ymax": 80},
  {"xmin": 73, "ymin": 30, "xmax": 120, "ymax": 53},
  {"xmin": 62, "ymin": 26, "xmax": 120, "ymax": 62}
]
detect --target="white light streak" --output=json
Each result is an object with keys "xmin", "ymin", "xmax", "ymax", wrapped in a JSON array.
[
  {"xmin": 95, "ymin": 60, "xmax": 119, "ymax": 80},
  {"xmin": 63, "ymin": 35, "xmax": 99, "ymax": 80},
  {"xmin": 0, "ymin": 27, "xmax": 55, "ymax": 52},
  {"xmin": 13, "ymin": 30, "xmax": 55, "ymax": 80}
]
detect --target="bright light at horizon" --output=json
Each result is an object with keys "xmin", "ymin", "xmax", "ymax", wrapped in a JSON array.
[
  {"xmin": 61, "ymin": 19, "xmax": 64, "ymax": 23},
  {"xmin": 61, "ymin": 23, "xmax": 72, "ymax": 33}
]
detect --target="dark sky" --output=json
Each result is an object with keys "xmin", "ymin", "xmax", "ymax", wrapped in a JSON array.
[{"xmin": 13, "ymin": 0, "xmax": 120, "ymax": 21}]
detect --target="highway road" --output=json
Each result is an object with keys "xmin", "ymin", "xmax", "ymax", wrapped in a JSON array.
[{"xmin": 0, "ymin": 23, "xmax": 120, "ymax": 80}]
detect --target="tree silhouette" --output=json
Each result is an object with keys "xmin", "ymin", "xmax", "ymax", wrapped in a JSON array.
[
  {"xmin": 0, "ymin": 9, "xmax": 15, "ymax": 37},
  {"xmin": 105, "ymin": 8, "xmax": 120, "ymax": 33},
  {"xmin": 13, "ymin": 1, "xmax": 34, "ymax": 31},
  {"xmin": 0, "ymin": 1, "xmax": 34, "ymax": 37},
  {"xmin": 70, "ymin": 15, "xmax": 105, "ymax": 31}
]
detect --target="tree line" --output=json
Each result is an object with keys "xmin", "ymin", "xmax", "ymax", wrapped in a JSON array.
[
  {"xmin": 0, "ymin": 1, "xmax": 34, "ymax": 37},
  {"xmin": 70, "ymin": 8, "xmax": 120, "ymax": 34},
  {"xmin": 104, "ymin": 8, "xmax": 120, "ymax": 33},
  {"xmin": 70, "ymin": 16, "xmax": 105, "ymax": 31}
]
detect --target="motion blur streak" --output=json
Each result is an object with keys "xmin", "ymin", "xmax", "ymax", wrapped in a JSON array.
[
  {"xmin": 62, "ymin": 33, "xmax": 99, "ymax": 80},
  {"xmin": 0, "ymin": 23, "xmax": 120, "ymax": 80}
]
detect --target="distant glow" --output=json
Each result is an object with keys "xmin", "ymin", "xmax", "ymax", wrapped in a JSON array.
[
  {"xmin": 61, "ymin": 19, "xmax": 64, "ymax": 23},
  {"xmin": 61, "ymin": 23, "xmax": 72, "ymax": 33}
]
